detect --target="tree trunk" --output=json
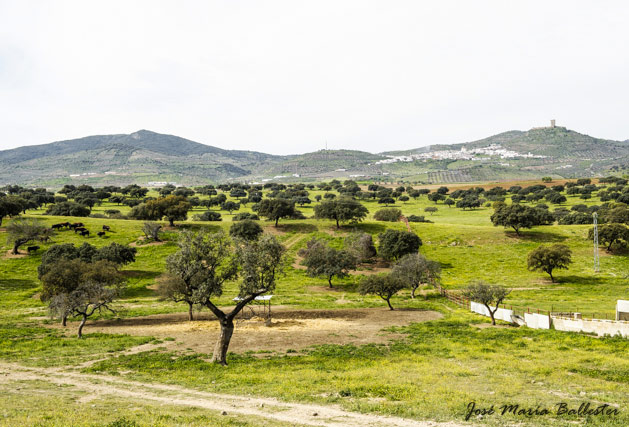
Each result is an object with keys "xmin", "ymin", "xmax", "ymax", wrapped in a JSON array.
[
  {"xmin": 549, "ymin": 271, "xmax": 555, "ymax": 282},
  {"xmin": 411, "ymin": 285, "xmax": 417, "ymax": 299},
  {"xmin": 62, "ymin": 315, "xmax": 67, "ymax": 327},
  {"xmin": 12, "ymin": 242, "xmax": 22, "ymax": 255},
  {"xmin": 336, "ymin": 219, "xmax": 340, "ymax": 229},
  {"xmin": 0, "ymin": 216, "xmax": 3, "ymax": 226},
  {"xmin": 169, "ymin": 218, "xmax": 175, "ymax": 227},
  {"xmin": 77, "ymin": 314, "xmax": 87, "ymax": 338},
  {"xmin": 513, "ymin": 227, "xmax": 520, "ymax": 236},
  {"xmin": 274, "ymin": 218, "xmax": 279, "ymax": 227},
  {"xmin": 485, "ymin": 305, "xmax": 496, "ymax": 325},
  {"xmin": 211, "ymin": 318, "xmax": 234, "ymax": 366},
  {"xmin": 386, "ymin": 297, "xmax": 394, "ymax": 310},
  {"xmin": 188, "ymin": 302, "xmax": 194, "ymax": 321},
  {"xmin": 328, "ymin": 275, "xmax": 333, "ymax": 288}
]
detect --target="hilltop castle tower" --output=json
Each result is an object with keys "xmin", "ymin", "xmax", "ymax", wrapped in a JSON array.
[{"xmin": 550, "ymin": 119, "xmax": 556, "ymax": 128}]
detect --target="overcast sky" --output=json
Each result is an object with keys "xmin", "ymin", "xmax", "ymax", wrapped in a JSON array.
[{"xmin": 1, "ymin": 1, "xmax": 628, "ymax": 155}]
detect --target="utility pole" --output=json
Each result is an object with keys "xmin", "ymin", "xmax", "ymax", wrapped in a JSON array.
[{"xmin": 593, "ymin": 212, "xmax": 599, "ymax": 272}]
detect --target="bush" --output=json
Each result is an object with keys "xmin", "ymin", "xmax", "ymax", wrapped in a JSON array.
[
  {"xmin": 195, "ymin": 211, "xmax": 222, "ymax": 221},
  {"xmin": 233, "ymin": 212, "xmax": 259, "ymax": 221},
  {"xmin": 229, "ymin": 220, "xmax": 263, "ymax": 241},
  {"xmin": 89, "ymin": 213, "xmax": 106, "ymax": 218},
  {"xmin": 407, "ymin": 215, "xmax": 431, "ymax": 223},
  {"xmin": 378, "ymin": 229, "xmax": 422, "ymax": 261},
  {"xmin": 45, "ymin": 201, "xmax": 90, "ymax": 217},
  {"xmin": 373, "ymin": 208, "xmax": 402, "ymax": 222}
]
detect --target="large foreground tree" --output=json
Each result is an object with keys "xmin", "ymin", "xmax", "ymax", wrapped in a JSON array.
[{"xmin": 166, "ymin": 231, "xmax": 285, "ymax": 365}]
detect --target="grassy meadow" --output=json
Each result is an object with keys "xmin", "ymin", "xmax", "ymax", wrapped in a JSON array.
[{"xmin": 1, "ymin": 179, "xmax": 628, "ymax": 426}]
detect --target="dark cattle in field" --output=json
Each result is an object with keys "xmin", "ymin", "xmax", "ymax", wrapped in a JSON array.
[
  {"xmin": 51, "ymin": 224, "xmax": 63, "ymax": 230},
  {"xmin": 74, "ymin": 227, "xmax": 87, "ymax": 233},
  {"xmin": 27, "ymin": 246, "xmax": 40, "ymax": 253},
  {"xmin": 61, "ymin": 222, "xmax": 71, "ymax": 228},
  {"xmin": 97, "ymin": 231, "xmax": 106, "ymax": 237},
  {"xmin": 80, "ymin": 230, "xmax": 90, "ymax": 237},
  {"xmin": 102, "ymin": 225, "xmax": 111, "ymax": 231}
]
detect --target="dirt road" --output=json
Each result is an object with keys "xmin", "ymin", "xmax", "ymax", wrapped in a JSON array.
[{"xmin": 0, "ymin": 361, "xmax": 463, "ymax": 427}]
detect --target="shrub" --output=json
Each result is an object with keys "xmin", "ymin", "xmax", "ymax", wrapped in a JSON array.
[
  {"xmin": 233, "ymin": 212, "xmax": 259, "ymax": 221},
  {"xmin": 45, "ymin": 201, "xmax": 90, "ymax": 217},
  {"xmin": 229, "ymin": 220, "xmax": 263, "ymax": 241},
  {"xmin": 196, "ymin": 211, "xmax": 222, "ymax": 221},
  {"xmin": 407, "ymin": 215, "xmax": 431, "ymax": 223},
  {"xmin": 373, "ymin": 208, "xmax": 402, "ymax": 222}
]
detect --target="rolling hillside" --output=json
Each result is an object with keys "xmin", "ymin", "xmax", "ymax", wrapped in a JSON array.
[{"xmin": 1, "ymin": 126, "xmax": 628, "ymax": 187}]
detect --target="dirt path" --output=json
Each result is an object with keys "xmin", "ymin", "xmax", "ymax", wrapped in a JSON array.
[
  {"xmin": 0, "ymin": 362, "xmax": 462, "ymax": 427},
  {"xmin": 72, "ymin": 308, "xmax": 443, "ymax": 354}
]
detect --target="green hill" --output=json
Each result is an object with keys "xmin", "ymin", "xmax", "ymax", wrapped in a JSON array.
[{"xmin": 1, "ymin": 126, "xmax": 628, "ymax": 186}]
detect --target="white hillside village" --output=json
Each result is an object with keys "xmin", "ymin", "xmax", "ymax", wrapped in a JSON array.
[{"xmin": 375, "ymin": 143, "xmax": 547, "ymax": 164}]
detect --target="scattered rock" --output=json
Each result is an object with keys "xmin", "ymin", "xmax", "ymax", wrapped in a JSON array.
[
  {"xmin": 312, "ymin": 412, "xmax": 318, "ymax": 417},
  {"xmin": 221, "ymin": 410, "xmax": 227, "ymax": 415}
]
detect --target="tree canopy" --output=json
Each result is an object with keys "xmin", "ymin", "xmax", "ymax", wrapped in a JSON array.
[
  {"xmin": 491, "ymin": 204, "xmax": 554, "ymax": 235},
  {"xmin": 314, "ymin": 197, "xmax": 368, "ymax": 228},
  {"xmin": 300, "ymin": 239, "xmax": 357, "ymax": 287},
  {"xmin": 377, "ymin": 229, "xmax": 422, "ymax": 261},
  {"xmin": 359, "ymin": 274, "xmax": 406, "ymax": 310},
  {"xmin": 463, "ymin": 281, "xmax": 510, "ymax": 325},
  {"xmin": 256, "ymin": 198, "xmax": 296, "ymax": 226},
  {"xmin": 527, "ymin": 244, "xmax": 572, "ymax": 282}
]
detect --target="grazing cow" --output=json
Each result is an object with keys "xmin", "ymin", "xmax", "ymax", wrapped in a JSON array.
[
  {"xmin": 61, "ymin": 222, "xmax": 71, "ymax": 229},
  {"xmin": 74, "ymin": 227, "xmax": 87, "ymax": 233},
  {"xmin": 27, "ymin": 246, "xmax": 40, "ymax": 253},
  {"xmin": 80, "ymin": 230, "xmax": 90, "ymax": 237},
  {"xmin": 51, "ymin": 223, "xmax": 63, "ymax": 230},
  {"xmin": 97, "ymin": 231, "xmax": 106, "ymax": 237},
  {"xmin": 102, "ymin": 225, "xmax": 111, "ymax": 231}
]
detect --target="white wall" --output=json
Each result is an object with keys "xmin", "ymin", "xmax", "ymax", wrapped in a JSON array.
[
  {"xmin": 470, "ymin": 301, "xmax": 513, "ymax": 322},
  {"xmin": 524, "ymin": 312, "xmax": 551, "ymax": 329},
  {"xmin": 617, "ymin": 300, "xmax": 629, "ymax": 321},
  {"xmin": 552, "ymin": 317, "xmax": 629, "ymax": 338}
]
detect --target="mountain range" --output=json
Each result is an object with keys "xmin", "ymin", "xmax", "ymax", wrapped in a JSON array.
[{"xmin": 1, "ymin": 126, "xmax": 628, "ymax": 187}]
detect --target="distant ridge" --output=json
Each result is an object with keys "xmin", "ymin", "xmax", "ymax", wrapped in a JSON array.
[{"xmin": 0, "ymin": 126, "xmax": 627, "ymax": 186}]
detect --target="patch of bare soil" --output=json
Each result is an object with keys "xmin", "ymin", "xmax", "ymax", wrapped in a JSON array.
[
  {"xmin": 0, "ymin": 362, "xmax": 461, "ymax": 427},
  {"xmin": 3, "ymin": 249, "xmax": 28, "ymax": 259},
  {"xmin": 68, "ymin": 308, "xmax": 442, "ymax": 354},
  {"xmin": 130, "ymin": 236, "xmax": 167, "ymax": 247}
]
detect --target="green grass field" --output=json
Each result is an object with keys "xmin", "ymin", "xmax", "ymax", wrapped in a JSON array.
[{"xmin": 1, "ymin": 180, "xmax": 628, "ymax": 426}]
